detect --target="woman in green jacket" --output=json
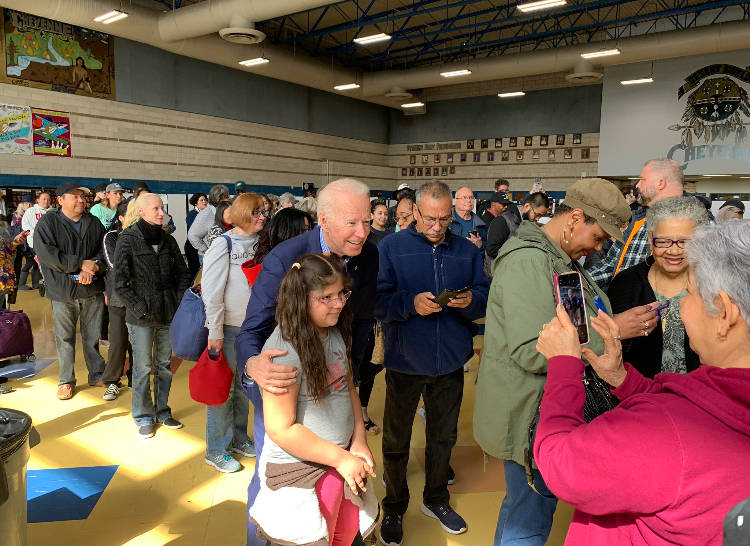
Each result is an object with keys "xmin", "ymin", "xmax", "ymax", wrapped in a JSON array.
[{"xmin": 474, "ymin": 178, "xmax": 641, "ymax": 546}]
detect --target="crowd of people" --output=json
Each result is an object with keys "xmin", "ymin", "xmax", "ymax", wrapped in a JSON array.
[{"xmin": 0, "ymin": 161, "xmax": 748, "ymax": 546}]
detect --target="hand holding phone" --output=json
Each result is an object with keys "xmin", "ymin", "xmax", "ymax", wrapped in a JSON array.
[
  {"xmin": 432, "ymin": 285, "xmax": 472, "ymax": 307},
  {"xmin": 553, "ymin": 272, "xmax": 589, "ymax": 345}
]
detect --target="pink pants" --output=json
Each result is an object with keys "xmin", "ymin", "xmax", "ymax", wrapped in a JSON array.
[{"xmin": 315, "ymin": 468, "xmax": 360, "ymax": 546}]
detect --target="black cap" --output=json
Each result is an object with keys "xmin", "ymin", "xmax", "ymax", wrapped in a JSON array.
[
  {"xmin": 55, "ymin": 182, "xmax": 91, "ymax": 196},
  {"xmin": 132, "ymin": 181, "xmax": 150, "ymax": 193},
  {"xmin": 694, "ymin": 195, "xmax": 712, "ymax": 210},
  {"xmin": 94, "ymin": 183, "xmax": 107, "ymax": 193},
  {"xmin": 720, "ymin": 199, "xmax": 745, "ymax": 214},
  {"xmin": 490, "ymin": 192, "xmax": 512, "ymax": 205}
]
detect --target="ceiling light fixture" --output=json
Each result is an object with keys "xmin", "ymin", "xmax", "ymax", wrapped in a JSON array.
[
  {"xmin": 353, "ymin": 33, "xmax": 391, "ymax": 45},
  {"xmin": 517, "ymin": 0, "xmax": 567, "ymax": 13},
  {"xmin": 401, "ymin": 102, "xmax": 425, "ymax": 109},
  {"xmin": 581, "ymin": 48, "xmax": 621, "ymax": 59},
  {"xmin": 440, "ymin": 69, "xmax": 472, "ymax": 78},
  {"xmin": 627, "ymin": 177, "xmax": 641, "ymax": 180},
  {"xmin": 334, "ymin": 83, "xmax": 360, "ymax": 91},
  {"xmin": 620, "ymin": 77, "xmax": 654, "ymax": 85},
  {"xmin": 498, "ymin": 91, "xmax": 526, "ymax": 98},
  {"xmin": 94, "ymin": 9, "xmax": 128, "ymax": 24},
  {"xmin": 239, "ymin": 57, "xmax": 269, "ymax": 67},
  {"xmin": 703, "ymin": 174, "xmax": 731, "ymax": 177}
]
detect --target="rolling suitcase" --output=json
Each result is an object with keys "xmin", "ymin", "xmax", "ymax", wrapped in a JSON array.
[{"xmin": 0, "ymin": 298, "xmax": 35, "ymax": 361}]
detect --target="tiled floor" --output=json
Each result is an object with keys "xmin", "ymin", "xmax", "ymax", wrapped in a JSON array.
[{"xmin": 3, "ymin": 290, "xmax": 573, "ymax": 545}]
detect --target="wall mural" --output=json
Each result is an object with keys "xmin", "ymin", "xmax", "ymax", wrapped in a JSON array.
[
  {"xmin": 2, "ymin": 8, "xmax": 115, "ymax": 99},
  {"xmin": 0, "ymin": 103, "xmax": 32, "ymax": 154},
  {"xmin": 31, "ymin": 107, "xmax": 71, "ymax": 157}
]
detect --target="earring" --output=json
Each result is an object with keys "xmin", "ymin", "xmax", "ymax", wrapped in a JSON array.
[{"xmin": 562, "ymin": 229, "xmax": 570, "ymax": 245}]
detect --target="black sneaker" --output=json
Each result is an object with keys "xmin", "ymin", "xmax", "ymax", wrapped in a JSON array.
[
  {"xmin": 421, "ymin": 502, "xmax": 467, "ymax": 534},
  {"xmin": 448, "ymin": 465, "xmax": 456, "ymax": 485},
  {"xmin": 138, "ymin": 423, "xmax": 155, "ymax": 439},
  {"xmin": 378, "ymin": 513, "xmax": 403, "ymax": 546},
  {"xmin": 158, "ymin": 417, "xmax": 183, "ymax": 429}
]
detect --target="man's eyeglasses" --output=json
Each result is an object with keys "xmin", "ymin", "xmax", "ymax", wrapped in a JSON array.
[
  {"xmin": 652, "ymin": 237, "xmax": 690, "ymax": 249},
  {"xmin": 396, "ymin": 213, "xmax": 414, "ymax": 221},
  {"xmin": 455, "ymin": 196, "xmax": 475, "ymax": 201},
  {"xmin": 417, "ymin": 206, "xmax": 452, "ymax": 226},
  {"xmin": 311, "ymin": 290, "xmax": 352, "ymax": 306},
  {"xmin": 251, "ymin": 209, "xmax": 270, "ymax": 218}
]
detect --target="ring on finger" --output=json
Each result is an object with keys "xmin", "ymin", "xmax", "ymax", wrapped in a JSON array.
[
  {"xmin": 642, "ymin": 329, "xmax": 648, "ymax": 336},
  {"xmin": 613, "ymin": 335, "xmax": 621, "ymax": 340},
  {"xmin": 643, "ymin": 320, "xmax": 649, "ymax": 329}
]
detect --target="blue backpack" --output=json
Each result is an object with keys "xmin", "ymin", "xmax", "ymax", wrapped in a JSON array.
[{"xmin": 169, "ymin": 234, "xmax": 231, "ymax": 361}]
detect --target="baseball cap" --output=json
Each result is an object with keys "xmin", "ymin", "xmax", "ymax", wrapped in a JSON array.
[
  {"xmin": 132, "ymin": 181, "xmax": 150, "ymax": 193},
  {"xmin": 235, "ymin": 181, "xmax": 247, "ymax": 191},
  {"xmin": 279, "ymin": 192, "xmax": 299, "ymax": 205},
  {"xmin": 562, "ymin": 178, "xmax": 631, "ymax": 244},
  {"xmin": 55, "ymin": 182, "xmax": 91, "ymax": 196},
  {"xmin": 490, "ymin": 192, "xmax": 512, "ymax": 205},
  {"xmin": 20, "ymin": 194, "xmax": 33, "ymax": 203},
  {"xmin": 94, "ymin": 182, "xmax": 107, "ymax": 193},
  {"xmin": 106, "ymin": 182, "xmax": 124, "ymax": 193},
  {"xmin": 397, "ymin": 183, "xmax": 411, "ymax": 191},
  {"xmin": 720, "ymin": 198, "xmax": 745, "ymax": 214}
]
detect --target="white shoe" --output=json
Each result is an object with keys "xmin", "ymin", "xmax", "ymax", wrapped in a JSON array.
[{"xmin": 103, "ymin": 383, "xmax": 119, "ymax": 401}]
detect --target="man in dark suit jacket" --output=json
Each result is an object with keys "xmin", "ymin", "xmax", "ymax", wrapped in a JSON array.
[{"xmin": 235, "ymin": 178, "xmax": 378, "ymax": 546}]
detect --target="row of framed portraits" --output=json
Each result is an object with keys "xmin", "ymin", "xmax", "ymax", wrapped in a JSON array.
[
  {"xmin": 466, "ymin": 134, "xmax": 583, "ymax": 149},
  {"xmin": 409, "ymin": 147, "xmax": 591, "ymax": 166},
  {"xmin": 401, "ymin": 166, "xmax": 456, "ymax": 177}
]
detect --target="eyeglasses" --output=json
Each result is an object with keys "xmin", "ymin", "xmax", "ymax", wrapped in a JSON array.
[
  {"xmin": 311, "ymin": 290, "xmax": 352, "ymax": 306},
  {"xmin": 396, "ymin": 213, "xmax": 413, "ymax": 221},
  {"xmin": 417, "ymin": 206, "xmax": 452, "ymax": 226},
  {"xmin": 652, "ymin": 237, "xmax": 690, "ymax": 249},
  {"xmin": 455, "ymin": 196, "xmax": 475, "ymax": 201},
  {"xmin": 251, "ymin": 209, "xmax": 270, "ymax": 218}
]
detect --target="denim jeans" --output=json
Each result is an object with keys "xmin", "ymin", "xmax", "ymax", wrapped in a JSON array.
[
  {"xmin": 50, "ymin": 295, "xmax": 106, "ymax": 386},
  {"xmin": 205, "ymin": 325, "xmax": 251, "ymax": 456},
  {"xmin": 494, "ymin": 460, "xmax": 558, "ymax": 546},
  {"xmin": 127, "ymin": 323, "xmax": 173, "ymax": 427},
  {"xmin": 382, "ymin": 367, "xmax": 464, "ymax": 515}
]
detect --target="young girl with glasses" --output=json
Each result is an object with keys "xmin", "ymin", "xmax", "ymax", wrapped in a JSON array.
[{"xmin": 249, "ymin": 253, "xmax": 378, "ymax": 546}]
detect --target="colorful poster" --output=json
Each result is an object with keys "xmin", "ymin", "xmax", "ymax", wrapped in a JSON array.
[
  {"xmin": 0, "ymin": 103, "xmax": 32, "ymax": 154},
  {"xmin": 31, "ymin": 108, "xmax": 71, "ymax": 157},
  {"xmin": 2, "ymin": 8, "xmax": 115, "ymax": 99}
]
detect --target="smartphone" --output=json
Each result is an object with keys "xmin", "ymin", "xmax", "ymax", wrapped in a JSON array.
[
  {"xmin": 553, "ymin": 272, "xmax": 590, "ymax": 345},
  {"xmin": 433, "ymin": 285, "xmax": 472, "ymax": 307},
  {"xmin": 468, "ymin": 230, "xmax": 479, "ymax": 238}
]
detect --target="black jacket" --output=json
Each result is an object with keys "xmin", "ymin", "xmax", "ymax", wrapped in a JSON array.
[
  {"xmin": 113, "ymin": 222, "xmax": 191, "ymax": 327},
  {"xmin": 102, "ymin": 227, "xmax": 127, "ymax": 308},
  {"xmin": 33, "ymin": 208, "xmax": 106, "ymax": 301},
  {"xmin": 607, "ymin": 259, "xmax": 700, "ymax": 378}
]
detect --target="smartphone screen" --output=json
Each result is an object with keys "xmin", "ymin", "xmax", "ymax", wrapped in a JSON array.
[{"xmin": 553, "ymin": 272, "xmax": 590, "ymax": 345}]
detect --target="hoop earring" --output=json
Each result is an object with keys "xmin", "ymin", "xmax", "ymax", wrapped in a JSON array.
[{"xmin": 563, "ymin": 229, "xmax": 570, "ymax": 245}]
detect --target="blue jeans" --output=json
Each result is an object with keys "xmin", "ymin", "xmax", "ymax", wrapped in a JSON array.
[
  {"xmin": 127, "ymin": 323, "xmax": 174, "ymax": 427},
  {"xmin": 205, "ymin": 325, "xmax": 251, "ymax": 456},
  {"xmin": 494, "ymin": 460, "xmax": 558, "ymax": 546},
  {"xmin": 245, "ymin": 381, "xmax": 265, "ymax": 546},
  {"xmin": 50, "ymin": 295, "xmax": 105, "ymax": 386}
]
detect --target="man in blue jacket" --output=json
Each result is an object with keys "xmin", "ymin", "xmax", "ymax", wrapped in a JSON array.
[
  {"xmin": 376, "ymin": 180, "xmax": 489, "ymax": 546},
  {"xmin": 235, "ymin": 178, "xmax": 378, "ymax": 546}
]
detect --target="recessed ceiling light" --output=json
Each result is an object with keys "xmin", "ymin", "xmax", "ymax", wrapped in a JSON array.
[
  {"xmin": 401, "ymin": 102, "xmax": 425, "ymax": 109},
  {"xmin": 581, "ymin": 48, "xmax": 621, "ymax": 59},
  {"xmin": 627, "ymin": 177, "xmax": 641, "ymax": 180},
  {"xmin": 239, "ymin": 57, "xmax": 269, "ymax": 67},
  {"xmin": 740, "ymin": 176, "xmax": 750, "ymax": 179},
  {"xmin": 440, "ymin": 69, "xmax": 472, "ymax": 78},
  {"xmin": 334, "ymin": 83, "xmax": 360, "ymax": 91},
  {"xmin": 353, "ymin": 33, "xmax": 391, "ymax": 45},
  {"xmin": 620, "ymin": 77, "xmax": 654, "ymax": 85},
  {"xmin": 498, "ymin": 91, "xmax": 526, "ymax": 98},
  {"xmin": 517, "ymin": 0, "xmax": 567, "ymax": 13},
  {"xmin": 703, "ymin": 174, "xmax": 731, "ymax": 177},
  {"xmin": 94, "ymin": 10, "xmax": 128, "ymax": 24}
]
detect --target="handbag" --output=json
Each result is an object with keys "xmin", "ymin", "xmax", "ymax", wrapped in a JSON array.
[
  {"xmin": 524, "ymin": 366, "xmax": 619, "ymax": 497},
  {"xmin": 371, "ymin": 321, "xmax": 385, "ymax": 365},
  {"xmin": 189, "ymin": 348, "xmax": 234, "ymax": 406},
  {"xmin": 169, "ymin": 234, "xmax": 231, "ymax": 361}
]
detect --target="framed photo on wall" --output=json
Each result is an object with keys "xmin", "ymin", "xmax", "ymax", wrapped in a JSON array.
[
  {"xmin": 447, "ymin": 153, "xmax": 454, "ymax": 163},
  {"xmin": 548, "ymin": 149, "xmax": 555, "ymax": 160},
  {"xmin": 573, "ymin": 133, "xmax": 582, "ymax": 144},
  {"xmin": 409, "ymin": 167, "xmax": 416, "ymax": 176},
  {"xmin": 501, "ymin": 151, "xmax": 509, "ymax": 161},
  {"xmin": 481, "ymin": 139, "xmax": 488, "ymax": 149},
  {"xmin": 422, "ymin": 154, "xmax": 429, "ymax": 164},
  {"xmin": 410, "ymin": 155, "xmax": 416, "ymax": 164},
  {"xmin": 434, "ymin": 154, "xmax": 440, "ymax": 163},
  {"xmin": 473, "ymin": 152, "xmax": 481, "ymax": 162},
  {"xmin": 524, "ymin": 136, "xmax": 533, "ymax": 147},
  {"xmin": 516, "ymin": 150, "xmax": 524, "ymax": 160},
  {"xmin": 581, "ymin": 148, "xmax": 590, "ymax": 159},
  {"xmin": 556, "ymin": 134, "xmax": 566, "ymax": 145},
  {"xmin": 417, "ymin": 167, "xmax": 423, "ymax": 176},
  {"xmin": 532, "ymin": 150, "xmax": 540, "ymax": 159},
  {"xmin": 441, "ymin": 167, "xmax": 448, "ymax": 176},
  {"xmin": 449, "ymin": 165, "xmax": 456, "ymax": 174},
  {"xmin": 488, "ymin": 152, "xmax": 495, "ymax": 161},
  {"xmin": 564, "ymin": 148, "xmax": 573, "ymax": 159},
  {"xmin": 467, "ymin": 139, "xmax": 475, "ymax": 149},
  {"xmin": 401, "ymin": 168, "xmax": 407, "ymax": 176},
  {"xmin": 540, "ymin": 135, "xmax": 549, "ymax": 146},
  {"xmin": 460, "ymin": 153, "xmax": 467, "ymax": 162},
  {"xmin": 425, "ymin": 167, "xmax": 431, "ymax": 176},
  {"xmin": 509, "ymin": 137, "xmax": 517, "ymax": 147},
  {"xmin": 494, "ymin": 137, "xmax": 503, "ymax": 148}
]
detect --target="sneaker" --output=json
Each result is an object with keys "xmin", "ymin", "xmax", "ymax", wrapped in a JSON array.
[
  {"xmin": 138, "ymin": 423, "xmax": 155, "ymax": 439},
  {"xmin": 56, "ymin": 383, "xmax": 74, "ymax": 400},
  {"xmin": 103, "ymin": 383, "xmax": 119, "ymax": 401},
  {"xmin": 378, "ymin": 513, "xmax": 403, "ymax": 546},
  {"xmin": 158, "ymin": 417, "xmax": 183, "ymax": 429},
  {"xmin": 420, "ymin": 502, "xmax": 467, "ymax": 535},
  {"xmin": 416, "ymin": 406, "xmax": 426, "ymax": 424},
  {"xmin": 205, "ymin": 453, "xmax": 241, "ymax": 473},
  {"xmin": 448, "ymin": 466, "xmax": 456, "ymax": 485},
  {"xmin": 230, "ymin": 441, "xmax": 256, "ymax": 458}
]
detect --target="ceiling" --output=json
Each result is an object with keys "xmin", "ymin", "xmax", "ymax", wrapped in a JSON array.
[{"xmin": 149, "ymin": 0, "xmax": 750, "ymax": 73}]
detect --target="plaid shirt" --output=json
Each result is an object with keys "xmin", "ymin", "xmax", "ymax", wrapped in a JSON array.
[{"xmin": 588, "ymin": 206, "xmax": 649, "ymax": 289}]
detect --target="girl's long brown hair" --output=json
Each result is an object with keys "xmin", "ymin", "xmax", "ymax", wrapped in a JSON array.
[{"xmin": 275, "ymin": 253, "xmax": 353, "ymax": 403}]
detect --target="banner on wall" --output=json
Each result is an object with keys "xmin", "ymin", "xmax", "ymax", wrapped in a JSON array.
[
  {"xmin": 598, "ymin": 50, "xmax": 750, "ymax": 176},
  {"xmin": 0, "ymin": 103, "xmax": 32, "ymax": 154},
  {"xmin": 31, "ymin": 107, "xmax": 71, "ymax": 157},
  {"xmin": 2, "ymin": 8, "xmax": 116, "ymax": 99}
]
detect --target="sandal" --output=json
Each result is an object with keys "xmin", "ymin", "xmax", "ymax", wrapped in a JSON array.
[{"xmin": 364, "ymin": 419, "xmax": 380, "ymax": 435}]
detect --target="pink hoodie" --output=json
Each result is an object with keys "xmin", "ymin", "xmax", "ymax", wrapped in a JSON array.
[{"xmin": 535, "ymin": 356, "xmax": 750, "ymax": 546}]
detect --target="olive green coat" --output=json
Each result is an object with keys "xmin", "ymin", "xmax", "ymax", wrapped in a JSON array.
[{"xmin": 473, "ymin": 221, "xmax": 611, "ymax": 465}]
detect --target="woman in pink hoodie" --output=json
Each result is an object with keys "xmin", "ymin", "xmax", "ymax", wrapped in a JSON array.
[{"xmin": 535, "ymin": 220, "xmax": 750, "ymax": 546}]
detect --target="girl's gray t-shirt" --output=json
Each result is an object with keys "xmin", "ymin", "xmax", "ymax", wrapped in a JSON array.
[{"xmin": 260, "ymin": 325, "xmax": 354, "ymax": 464}]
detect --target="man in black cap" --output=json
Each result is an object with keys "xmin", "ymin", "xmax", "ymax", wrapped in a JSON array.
[
  {"xmin": 481, "ymin": 191, "xmax": 512, "ymax": 226},
  {"xmin": 34, "ymin": 182, "xmax": 106, "ymax": 400},
  {"xmin": 124, "ymin": 181, "xmax": 150, "ymax": 205}
]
